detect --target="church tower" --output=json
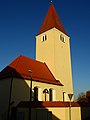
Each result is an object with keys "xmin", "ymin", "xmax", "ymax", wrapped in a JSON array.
[{"xmin": 36, "ymin": 3, "xmax": 73, "ymax": 99}]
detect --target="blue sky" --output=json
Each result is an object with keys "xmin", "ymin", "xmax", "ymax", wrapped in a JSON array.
[{"xmin": 0, "ymin": 0, "xmax": 90, "ymax": 98}]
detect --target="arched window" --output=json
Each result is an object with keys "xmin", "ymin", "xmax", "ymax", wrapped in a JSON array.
[
  {"xmin": 34, "ymin": 87, "xmax": 42, "ymax": 101},
  {"xmin": 63, "ymin": 92, "xmax": 68, "ymax": 101},
  {"xmin": 49, "ymin": 88, "xmax": 56, "ymax": 101},
  {"xmin": 43, "ymin": 89, "xmax": 49, "ymax": 101},
  {"xmin": 34, "ymin": 87, "xmax": 38, "ymax": 101},
  {"xmin": 49, "ymin": 89, "xmax": 53, "ymax": 101}
]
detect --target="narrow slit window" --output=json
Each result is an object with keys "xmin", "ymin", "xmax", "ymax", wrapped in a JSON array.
[
  {"xmin": 49, "ymin": 88, "xmax": 56, "ymax": 101},
  {"xmin": 42, "ymin": 35, "xmax": 47, "ymax": 42},
  {"xmin": 45, "ymin": 35, "xmax": 47, "ymax": 40},
  {"xmin": 43, "ymin": 36, "xmax": 45, "ymax": 41},
  {"xmin": 49, "ymin": 89, "xmax": 53, "ymax": 101},
  {"xmin": 34, "ymin": 87, "xmax": 38, "ymax": 101}
]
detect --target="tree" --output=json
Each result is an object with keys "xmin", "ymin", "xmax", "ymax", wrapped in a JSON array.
[
  {"xmin": 76, "ymin": 92, "xmax": 88, "ymax": 102},
  {"xmin": 86, "ymin": 91, "xmax": 90, "ymax": 102},
  {"xmin": 77, "ymin": 91, "xmax": 90, "ymax": 120}
]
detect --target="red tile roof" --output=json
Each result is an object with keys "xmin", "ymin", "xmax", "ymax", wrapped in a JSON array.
[
  {"xmin": 18, "ymin": 101, "xmax": 80, "ymax": 108},
  {"xmin": 0, "ymin": 55, "xmax": 63, "ymax": 86},
  {"xmin": 38, "ymin": 3, "xmax": 66, "ymax": 35}
]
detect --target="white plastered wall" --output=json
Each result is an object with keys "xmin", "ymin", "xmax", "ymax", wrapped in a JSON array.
[{"xmin": 25, "ymin": 80, "xmax": 63, "ymax": 101}]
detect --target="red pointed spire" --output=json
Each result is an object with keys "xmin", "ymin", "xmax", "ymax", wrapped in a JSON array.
[{"xmin": 38, "ymin": 3, "xmax": 66, "ymax": 35}]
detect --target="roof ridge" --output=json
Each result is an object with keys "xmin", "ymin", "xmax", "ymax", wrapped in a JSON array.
[
  {"xmin": 44, "ymin": 62, "xmax": 63, "ymax": 86},
  {"xmin": 44, "ymin": 62, "xmax": 56, "ymax": 80},
  {"xmin": 20, "ymin": 55, "xmax": 45, "ymax": 65}
]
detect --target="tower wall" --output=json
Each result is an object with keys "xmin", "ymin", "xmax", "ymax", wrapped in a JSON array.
[
  {"xmin": 36, "ymin": 28, "xmax": 73, "ymax": 95},
  {"xmin": 36, "ymin": 29, "xmax": 55, "ymax": 75},
  {"xmin": 54, "ymin": 28, "xmax": 73, "ymax": 94}
]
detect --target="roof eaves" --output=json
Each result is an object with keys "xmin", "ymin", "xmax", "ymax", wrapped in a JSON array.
[{"xmin": 37, "ymin": 27, "xmax": 69, "ymax": 37}]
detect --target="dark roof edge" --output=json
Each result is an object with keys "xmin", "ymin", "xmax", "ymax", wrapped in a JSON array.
[
  {"xmin": 17, "ymin": 101, "xmax": 80, "ymax": 108},
  {"xmin": 36, "ymin": 27, "xmax": 70, "ymax": 37},
  {"xmin": 0, "ymin": 76, "xmax": 63, "ymax": 86}
]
